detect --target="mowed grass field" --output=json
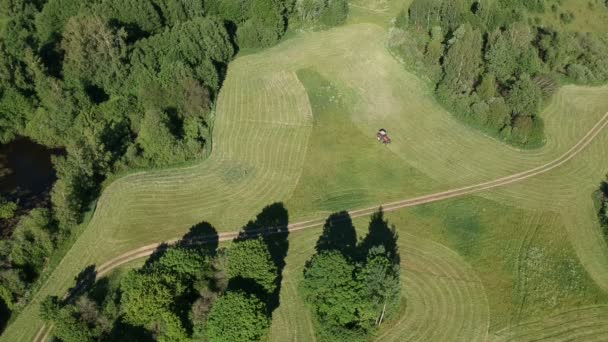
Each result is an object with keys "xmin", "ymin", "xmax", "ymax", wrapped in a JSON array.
[{"xmin": 4, "ymin": 1, "xmax": 608, "ymax": 341}]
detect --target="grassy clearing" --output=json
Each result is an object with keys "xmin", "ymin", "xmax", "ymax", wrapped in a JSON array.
[
  {"xmin": 535, "ymin": 0, "xmax": 608, "ymax": 33},
  {"xmin": 4, "ymin": 3, "xmax": 608, "ymax": 340},
  {"xmin": 347, "ymin": 0, "xmax": 412, "ymax": 27},
  {"xmin": 273, "ymin": 67, "xmax": 608, "ymax": 340}
]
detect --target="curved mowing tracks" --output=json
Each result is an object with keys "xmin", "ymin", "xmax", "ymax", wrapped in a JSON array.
[
  {"xmin": 374, "ymin": 233, "xmax": 489, "ymax": 342},
  {"xmin": 33, "ymin": 111, "xmax": 608, "ymax": 342},
  {"xmin": 16, "ymin": 23, "xmax": 608, "ymax": 342},
  {"xmin": 492, "ymin": 305, "xmax": 608, "ymax": 342}
]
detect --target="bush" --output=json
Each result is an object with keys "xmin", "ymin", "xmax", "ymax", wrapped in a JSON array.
[
  {"xmin": 227, "ymin": 237, "xmax": 277, "ymax": 294},
  {"xmin": 237, "ymin": 0, "xmax": 285, "ymax": 48},
  {"xmin": 319, "ymin": 0, "xmax": 348, "ymax": 27},
  {"xmin": 507, "ymin": 74, "xmax": 543, "ymax": 116},
  {"xmin": 0, "ymin": 197, "xmax": 17, "ymax": 220},
  {"xmin": 10, "ymin": 209, "xmax": 54, "ymax": 279},
  {"xmin": 296, "ymin": 0, "xmax": 348, "ymax": 27},
  {"xmin": 237, "ymin": 18, "xmax": 281, "ymax": 49},
  {"xmin": 567, "ymin": 63, "xmax": 595, "ymax": 83},
  {"xmin": 206, "ymin": 291, "xmax": 270, "ymax": 342}
]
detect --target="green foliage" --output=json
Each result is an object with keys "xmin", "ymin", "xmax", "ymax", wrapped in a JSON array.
[
  {"xmin": 92, "ymin": 0, "xmax": 163, "ymax": 35},
  {"xmin": 0, "ymin": 283, "xmax": 15, "ymax": 310},
  {"xmin": 60, "ymin": 15, "xmax": 128, "ymax": 92},
  {"xmin": 596, "ymin": 177, "xmax": 608, "ymax": 241},
  {"xmin": 302, "ymin": 251, "xmax": 361, "ymax": 326},
  {"xmin": 507, "ymin": 74, "xmax": 543, "ymax": 116},
  {"xmin": 227, "ymin": 237, "xmax": 278, "ymax": 294},
  {"xmin": 129, "ymin": 16, "xmax": 232, "ymax": 93},
  {"xmin": 206, "ymin": 291, "xmax": 270, "ymax": 342},
  {"xmin": 439, "ymin": 24, "xmax": 483, "ymax": 96},
  {"xmin": 136, "ymin": 110, "xmax": 185, "ymax": 167},
  {"xmin": 35, "ymin": 0, "xmax": 90, "ymax": 43},
  {"xmin": 40, "ymin": 297, "xmax": 101, "ymax": 342},
  {"xmin": 0, "ymin": 196, "xmax": 17, "ymax": 219},
  {"xmin": 0, "ymin": 87, "xmax": 33, "ymax": 143},
  {"xmin": 301, "ymin": 211, "xmax": 401, "ymax": 341},
  {"xmin": 392, "ymin": 0, "xmax": 608, "ymax": 148},
  {"xmin": 295, "ymin": 0, "xmax": 349, "ymax": 28},
  {"xmin": 0, "ymin": 269, "xmax": 26, "ymax": 305},
  {"xmin": 237, "ymin": 0, "xmax": 285, "ymax": 49},
  {"xmin": 121, "ymin": 248, "xmax": 207, "ymax": 328},
  {"xmin": 206, "ymin": 0, "xmax": 251, "ymax": 23},
  {"xmin": 10, "ymin": 209, "xmax": 53, "ymax": 278},
  {"xmin": 1, "ymin": 0, "xmax": 296, "ymax": 331},
  {"xmin": 356, "ymin": 246, "xmax": 401, "ymax": 327},
  {"xmin": 151, "ymin": 0, "xmax": 206, "ymax": 27},
  {"xmin": 118, "ymin": 246, "xmax": 215, "ymax": 339}
]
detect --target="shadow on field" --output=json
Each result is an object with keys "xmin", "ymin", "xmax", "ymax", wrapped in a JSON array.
[
  {"xmin": 66, "ymin": 264, "xmax": 97, "ymax": 303},
  {"xmin": 142, "ymin": 242, "xmax": 170, "ymax": 268},
  {"xmin": 359, "ymin": 209, "xmax": 400, "ymax": 264},
  {"xmin": 315, "ymin": 211, "xmax": 357, "ymax": 258},
  {"xmin": 144, "ymin": 222, "xmax": 220, "ymax": 268},
  {"xmin": 234, "ymin": 202, "xmax": 290, "ymax": 314},
  {"xmin": 313, "ymin": 208, "xmax": 399, "ymax": 263},
  {"xmin": 0, "ymin": 298, "xmax": 9, "ymax": 333},
  {"xmin": 179, "ymin": 221, "xmax": 219, "ymax": 256}
]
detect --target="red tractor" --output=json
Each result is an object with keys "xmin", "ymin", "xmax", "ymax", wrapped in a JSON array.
[{"xmin": 376, "ymin": 129, "xmax": 391, "ymax": 145}]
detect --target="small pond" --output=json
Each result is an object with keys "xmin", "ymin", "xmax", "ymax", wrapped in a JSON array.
[{"xmin": 0, "ymin": 137, "xmax": 65, "ymax": 234}]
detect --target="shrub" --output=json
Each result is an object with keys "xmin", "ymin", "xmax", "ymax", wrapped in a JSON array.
[{"xmin": 206, "ymin": 291, "xmax": 270, "ymax": 342}]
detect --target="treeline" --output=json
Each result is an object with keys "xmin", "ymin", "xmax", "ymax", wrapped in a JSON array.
[
  {"xmin": 40, "ymin": 203, "xmax": 289, "ymax": 341},
  {"xmin": 390, "ymin": 0, "xmax": 608, "ymax": 147},
  {"xmin": 301, "ymin": 210, "xmax": 401, "ymax": 341},
  {"xmin": 0, "ymin": 0, "xmax": 349, "ymax": 327},
  {"xmin": 39, "ymin": 206, "xmax": 401, "ymax": 341}
]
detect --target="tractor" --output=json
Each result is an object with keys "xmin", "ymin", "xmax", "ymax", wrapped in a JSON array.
[{"xmin": 376, "ymin": 129, "xmax": 391, "ymax": 145}]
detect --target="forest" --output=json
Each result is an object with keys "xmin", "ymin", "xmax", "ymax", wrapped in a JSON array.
[
  {"xmin": 38, "ymin": 206, "xmax": 400, "ymax": 342},
  {"xmin": 0, "ymin": 0, "xmax": 348, "ymax": 330},
  {"xmin": 390, "ymin": 0, "xmax": 608, "ymax": 147}
]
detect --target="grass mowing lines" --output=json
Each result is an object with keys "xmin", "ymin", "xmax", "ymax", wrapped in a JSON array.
[
  {"xmin": 286, "ymin": 69, "xmax": 433, "ymax": 218},
  {"xmin": 267, "ymin": 227, "xmax": 320, "ymax": 342},
  {"xmin": 491, "ymin": 305, "xmax": 608, "ymax": 342},
  {"xmin": 267, "ymin": 214, "xmax": 489, "ymax": 342},
  {"xmin": 285, "ymin": 47, "xmax": 608, "ymax": 338},
  {"xmin": 383, "ymin": 194, "xmax": 608, "ymax": 333},
  {"xmin": 0, "ymin": 67, "xmax": 313, "ymax": 342},
  {"xmin": 6, "ymin": 17, "xmax": 608, "ymax": 341},
  {"xmin": 373, "ymin": 231, "xmax": 489, "ymax": 342},
  {"xmin": 284, "ymin": 70, "xmax": 490, "ymax": 341}
]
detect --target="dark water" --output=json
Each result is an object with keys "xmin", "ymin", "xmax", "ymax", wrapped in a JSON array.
[{"xmin": 0, "ymin": 137, "xmax": 64, "ymax": 235}]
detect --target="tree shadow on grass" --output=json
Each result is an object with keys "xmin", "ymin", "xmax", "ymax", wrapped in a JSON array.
[
  {"xmin": 142, "ymin": 242, "xmax": 170, "ymax": 269},
  {"xmin": 179, "ymin": 221, "xmax": 219, "ymax": 256},
  {"xmin": 144, "ymin": 222, "xmax": 220, "ymax": 269},
  {"xmin": 315, "ymin": 211, "xmax": 357, "ymax": 258},
  {"xmin": 359, "ymin": 208, "xmax": 400, "ymax": 264},
  {"xmin": 65, "ymin": 265, "xmax": 97, "ymax": 303},
  {"xmin": 0, "ymin": 297, "xmax": 10, "ymax": 334},
  {"xmin": 226, "ymin": 276, "xmax": 271, "ymax": 307},
  {"xmin": 235, "ymin": 202, "xmax": 289, "ymax": 314}
]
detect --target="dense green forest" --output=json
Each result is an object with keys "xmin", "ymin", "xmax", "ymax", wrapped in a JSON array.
[
  {"xmin": 390, "ymin": 0, "xmax": 608, "ymax": 147},
  {"xmin": 0, "ymin": 0, "xmax": 348, "ymax": 330}
]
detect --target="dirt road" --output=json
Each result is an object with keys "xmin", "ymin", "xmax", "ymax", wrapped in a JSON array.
[{"xmin": 34, "ymin": 111, "xmax": 608, "ymax": 342}]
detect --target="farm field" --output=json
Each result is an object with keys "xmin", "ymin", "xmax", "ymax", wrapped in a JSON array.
[{"xmin": 4, "ymin": 1, "xmax": 608, "ymax": 341}]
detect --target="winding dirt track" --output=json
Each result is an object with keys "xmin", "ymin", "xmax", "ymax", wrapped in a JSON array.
[{"xmin": 34, "ymin": 112, "xmax": 608, "ymax": 342}]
